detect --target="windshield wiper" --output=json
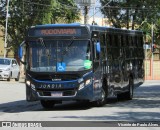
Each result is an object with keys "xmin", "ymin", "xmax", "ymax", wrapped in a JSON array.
[
  {"xmin": 37, "ymin": 38, "xmax": 52, "ymax": 66},
  {"xmin": 60, "ymin": 36, "xmax": 75, "ymax": 62},
  {"xmin": 62, "ymin": 36, "xmax": 75, "ymax": 56}
]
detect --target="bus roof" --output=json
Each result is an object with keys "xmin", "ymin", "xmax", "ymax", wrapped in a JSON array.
[
  {"xmin": 29, "ymin": 23, "xmax": 143, "ymax": 37},
  {"xmin": 34, "ymin": 23, "xmax": 142, "ymax": 32},
  {"xmin": 34, "ymin": 23, "xmax": 83, "ymax": 28}
]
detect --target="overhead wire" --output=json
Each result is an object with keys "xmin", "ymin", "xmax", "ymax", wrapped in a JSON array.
[
  {"xmin": 1, "ymin": 0, "xmax": 159, "ymax": 21},
  {"xmin": 21, "ymin": 0, "xmax": 79, "ymax": 10}
]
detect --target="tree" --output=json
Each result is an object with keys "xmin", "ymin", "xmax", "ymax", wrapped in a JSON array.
[
  {"xmin": 51, "ymin": 0, "xmax": 80, "ymax": 23},
  {"xmin": 100, "ymin": 0, "xmax": 160, "ymax": 28},
  {"xmin": 0, "ymin": 0, "xmax": 80, "ymax": 55},
  {"xmin": 100, "ymin": 0, "xmax": 160, "ymax": 44}
]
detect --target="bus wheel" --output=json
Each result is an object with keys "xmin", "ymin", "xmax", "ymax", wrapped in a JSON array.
[
  {"xmin": 94, "ymin": 88, "xmax": 106, "ymax": 107},
  {"xmin": 126, "ymin": 78, "xmax": 134, "ymax": 100},
  {"xmin": 40, "ymin": 100, "xmax": 55, "ymax": 109},
  {"xmin": 117, "ymin": 78, "xmax": 133, "ymax": 100}
]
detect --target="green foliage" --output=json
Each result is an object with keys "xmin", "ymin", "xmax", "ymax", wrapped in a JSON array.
[
  {"xmin": 0, "ymin": 0, "xmax": 80, "ymax": 54},
  {"xmin": 100, "ymin": 0, "xmax": 160, "ymax": 44},
  {"xmin": 52, "ymin": 0, "xmax": 80, "ymax": 23}
]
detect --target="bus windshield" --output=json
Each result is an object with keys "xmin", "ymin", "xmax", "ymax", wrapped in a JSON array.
[{"xmin": 28, "ymin": 40, "xmax": 92, "ymax": 72}]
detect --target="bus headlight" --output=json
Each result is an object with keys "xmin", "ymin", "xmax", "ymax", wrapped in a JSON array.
[
  {"xmin": 85, "ymin": 78, "xmax": 92, "ymax": 86},
  {"xmin": 26, "ymin": 80, "xmax": 35, "ymax": 90},
  {"xmin": 31, "ymin": 83, "xmax": 35, "ymax": 91},
  {"xmin": 79, "ymin": 82, "xmax": 84, "ymax": 90},
  {"xmin": 78, "ymin": 78, "xmax": 92, "ymax": 90}
]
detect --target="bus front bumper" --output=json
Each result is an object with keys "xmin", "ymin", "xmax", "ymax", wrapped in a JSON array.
[{"xmin": 26, "ymin": 83, "xmax": 96, "ymax": 102}]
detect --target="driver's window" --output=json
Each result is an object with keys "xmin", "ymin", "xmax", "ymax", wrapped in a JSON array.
[{"xmin": 86, "ymin": 42, "xmax": 91, "ymax": 60}]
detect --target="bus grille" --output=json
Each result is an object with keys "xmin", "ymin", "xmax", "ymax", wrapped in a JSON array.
[{"xmin": 38, "ymin": 90, "xmax": 76, "ymax": 97}]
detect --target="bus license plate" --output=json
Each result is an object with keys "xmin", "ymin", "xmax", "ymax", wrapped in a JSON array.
[{"xmin": 51, "ymin": 91, "xmax": 62, "ymax": 97}]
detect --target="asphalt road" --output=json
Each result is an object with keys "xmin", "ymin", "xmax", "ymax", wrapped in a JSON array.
[{"xmin": 0, "ymin": 79, "xmax": 160, "ymax": 129}]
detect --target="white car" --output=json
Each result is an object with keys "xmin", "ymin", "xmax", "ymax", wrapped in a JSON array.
[{"xmin": 0, "ymin": 58, "xmax": 20, "ymax": 81}]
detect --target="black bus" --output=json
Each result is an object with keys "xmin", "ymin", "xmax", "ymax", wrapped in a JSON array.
[{"xmin": 19, "ymin": 23, "xmax": 144, "ymax": 108}]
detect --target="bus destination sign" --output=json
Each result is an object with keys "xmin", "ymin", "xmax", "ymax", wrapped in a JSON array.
[{"xmin": 32, "ymin": 28, "xmax": 82, "ymax": 37}]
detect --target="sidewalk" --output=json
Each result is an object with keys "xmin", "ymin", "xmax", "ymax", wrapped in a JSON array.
[
  {"xmin": 144, "ymin": 80, "xmax": 160, "ymax": 83},
  {"xmin": 143, "ymin": 80, "xmax": 160, "ymax": 86},
  {"xmin": 19, "ymin": 77, "xmax": 25, "ymax": 83}
]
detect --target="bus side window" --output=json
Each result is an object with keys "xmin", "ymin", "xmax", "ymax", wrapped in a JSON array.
[
  {"xmin": 112, "ymin": 35, "xmax": 115, "ymax": 47},
  {"xmin": 123, "ymin": 35, "xmax": 126, "ymax": 47},
  {"xmin": 121, "ymin": 35, "xmax": 124, "ymax": 47},
  {"xmin": 118, "ymin": 35, "xmax": 121, "ymax": 47},
  {"xmin": 106, "ymin": 34, "xmax": 112, "ymax": 60},
  {"xmin": 100, "ymin": 33, "xmax": 106, "ymax": 60},
  {"xmin": 106, "ymin": 34, "xmax": 110, "ymax": 47},
  {"xmin": 126, "ymin": 36, "xmax": 129, "ymax": 46},
  {"xmin": 114, "ymin": 35, "xmax": 119, "ymax": 47},
  {"xmin": 129, "ymin": 36, "xmax": 132, "ymax": 47},
  {"xmin": 131, "ymin": 36, "xmax": 134, "ymax": 47},
  {"xmin": 113, "ymin": 35, "xmax": 120, "ymax": 60}
]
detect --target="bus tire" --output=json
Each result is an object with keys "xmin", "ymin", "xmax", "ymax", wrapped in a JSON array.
[
  {"xmin": 94, "ymin": 87, "xmax": 106, "ymax": 107},
  {"xmin": 117, "ymin": 78, "xmax": 133, "ymax": 100},
  {"xmin": 40, "ymin": 100, "xmax": 55, "ymax": 109},
  {"xmin": 125, "ymin": 78, "xmax": 134, "ymax": 100},
  {"xmin": 93, "ymin": 78, "xmax": 109, "ymax": 107}
]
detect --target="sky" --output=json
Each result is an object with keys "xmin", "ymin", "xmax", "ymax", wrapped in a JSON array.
[{"xmin": 88, "ymin": 0, "xmax": 103, "ymax": 19}]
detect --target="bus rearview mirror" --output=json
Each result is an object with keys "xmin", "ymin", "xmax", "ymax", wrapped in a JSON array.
[
  {"xmin": 18, "ymin": 46, "xmax": 23, "ymax": 59},
  {"xmin": 18, "ymin": 41, "xmax": 26, "ymax": 64},
  {"xmin": 96, "ymin": 42, "xmax": 101, "ymax": 53}
]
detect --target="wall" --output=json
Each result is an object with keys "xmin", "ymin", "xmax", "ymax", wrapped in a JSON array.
[
  {"xmin": 0, "ymin": 26, "xmax": 14, "ymax": 58},
  {"xmin": 0, "ymin": 26, "xmax": 4, "ymax": 57},
  {"xmin": 145, "ymin": 60, "xmax": 160, "ymax": 80}
]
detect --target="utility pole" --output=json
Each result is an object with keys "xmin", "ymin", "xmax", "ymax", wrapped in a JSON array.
[
  {"xmin": 75, "ymin": 0, "xmax": 95, "ymax": 24},
  {"xmin": 151, "ymin": 23, "xmax": 154, "ymax": 80},
  {"xmin": 126, "ymin": 9, "xmax": 129, "ymax": 29},
  {"xmin": 84, "ymin": 6, "xmax": 89, "ymax": 24},
  {"xmin": 92, "ymin": 5, "xmax": 95, "ymax": 25},
  {"xmin": 4, "ymin": 0, "xmax": 10, "ymax": 58},
  {"xmin": 89, "ymin": 1, "xmax": 112, "ymax": 25}
]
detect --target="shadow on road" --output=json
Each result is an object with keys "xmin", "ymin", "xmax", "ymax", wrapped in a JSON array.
[
  {"xmin": 116, "ymin": 85, "xmax": 160, "ymax": 109},
  {"xmin": 51, "ymin": 111, "xmax": 160, "ymax": 121},
  {"xmin": 0, "ymin": 100, "xmax": 95, "ymax": 113},
  {"xmin": 50, "ymin": 84, "xmax": 160, "ymax": 121},
  {"xmin": 0, "ymin": 100, "xmax": 40, "ymax": 113},
  {"xmin": 0, "ymin": 84, "xmax": 160, "ymax": 121}
]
